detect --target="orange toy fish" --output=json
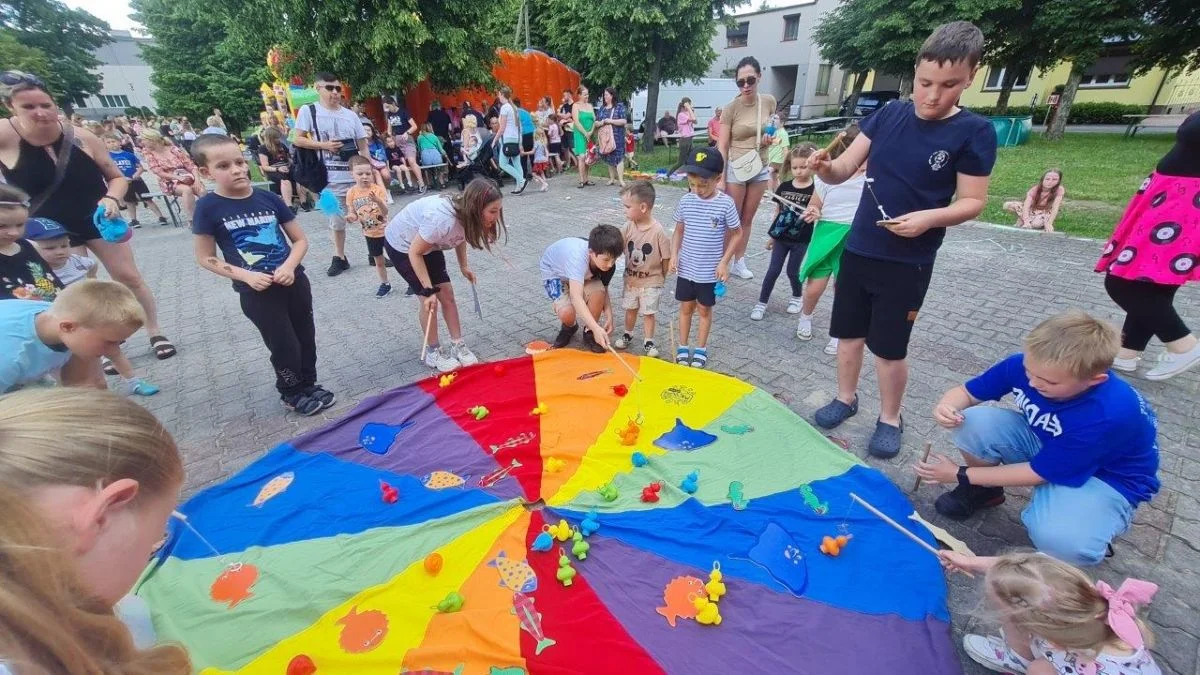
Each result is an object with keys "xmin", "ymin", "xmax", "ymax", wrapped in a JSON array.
[
  {"xmin": 655, "ymin": 575, "xmax": 707, "ymax": 627},
  {"xmin": 336, "ymin": 606, "xmax": 389, "ymax": 653},
  {"xmin": 209, "ymin": 562, "xmax": 258, "ymax": 609},
  {"xmin": 618, "ymin": 420, "xmax": 640, "ymax": 446},
  {"xmin": 819, "ymin": 534, "xmax": 852, "ymax": 556}
]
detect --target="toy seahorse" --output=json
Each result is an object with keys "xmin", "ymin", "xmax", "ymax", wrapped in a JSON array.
[{"xmin": 799, "ymin": 485, "xmax": 828, "ymax": 515}]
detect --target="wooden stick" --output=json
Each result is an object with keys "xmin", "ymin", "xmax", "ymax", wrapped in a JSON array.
[
  {"xmin": 669, "ymin": 318, "xmax": 677, "ymax": 362},
  {"xmin": 912, "ymin": 441, "xmax": 933, "ymax": 492},
  {"xmin": 849, "ymin": 492, "xmax": 975, "ymax": 578},
  {"xmin": 419, "ymin": 301, "xmax": 436, "ymax": 364},
  {"xmin": 607, "ymin": 344, "xmax": 644, "ymax": 382},
  {"xmin": 822, "ymin": 131, "xmax": 846, "ymax": 156}
]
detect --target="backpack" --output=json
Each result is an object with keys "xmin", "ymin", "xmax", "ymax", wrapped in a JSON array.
[{"xmin": 291, "ymin": 104, "xmax": 328, "ymax": 193}]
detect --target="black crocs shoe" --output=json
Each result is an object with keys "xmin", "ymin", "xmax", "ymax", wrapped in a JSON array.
[
  {"xmin": 552, "ymin": 323, "xmax": 579, "ymax": 348},
  {"xmin": 934, "ymin": 484, "xmax": 1006, "ymax": 521},
  {"xmin": 814, "ymin": 394, "xmax": 858, "ymax": 430}
]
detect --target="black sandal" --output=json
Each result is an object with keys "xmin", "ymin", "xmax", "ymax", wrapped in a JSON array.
[{"xmin": 150, "ymin": 335, "xmax": 177, "ymax": 360}]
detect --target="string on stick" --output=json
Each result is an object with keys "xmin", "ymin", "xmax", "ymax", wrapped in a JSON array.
[{"xmin": 607, "ymin": 344, "xmax": 644, "ymax": 382}]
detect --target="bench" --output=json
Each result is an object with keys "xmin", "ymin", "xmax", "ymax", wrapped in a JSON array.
[
  {"xmin": 140, "ymin": 190, "xmax": 184, "ymax": 227},
  {"xmin": 1122, "ymin": 114, "xmax": 1188, "ymax": 138}
]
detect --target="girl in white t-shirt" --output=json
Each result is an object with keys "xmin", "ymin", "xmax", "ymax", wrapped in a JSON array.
[
  {"xmin": 0, "ymin": 388, "xmax": 190, "ymax": 674},
  {"xmin": 383, "ymin": 178, "xmax": 508, "ymax": 372}
]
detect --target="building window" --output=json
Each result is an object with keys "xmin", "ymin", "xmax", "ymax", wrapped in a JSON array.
[
  {"xmin": 1080, "ymin": 55, "xmax": 1132, "ymax": 88},
  {"xmin": 782, "ymin": 15, "xmax": 800, "ymax": 41},
  {"xmin": 721, "ymin": 68, "xmax": 737, "ymax": 78},
  {"xmin": 982, "ymin": 66, "xmax": 1030, "ymax": 91},
  {"xmin": 815, "ymin": 64, "xmax": 833, "ymax": 95},
  {"xmin": 726, "ymin": 21, "xmax": 748, "ymax": 48},
  {"xmin": 97, "ymin": 94, "xmax": 131, "ymax": 108}
]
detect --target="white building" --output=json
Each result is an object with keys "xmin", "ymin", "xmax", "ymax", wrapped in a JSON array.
[
  {"xmin": 74, "ymin": 30, "xmax": 157, "ymax": 119},
  {"xmin": 705, "ymin": 2, "xmax": 850, "ymax": 119}
]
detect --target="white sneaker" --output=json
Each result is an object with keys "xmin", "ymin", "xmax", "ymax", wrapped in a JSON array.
[
  {"xmin": 786, "ymin": 297, "xmax": 803, "ymax": 314},
  {"xmin": 1112, "ymin": 355, "xmax": 1141, "ymax": 373},
  {"xmin": 1145, "ymin": 342, "xmax": 1200, "ymax": 381},
  {"xmin": 732, "ymin": 258, "xmax": 754, "ymax": 280},
  {"xmin": 450, "ymin": 341, "xmax": 479, "ymax": 366},
  {"xmin": 750, "ymin": 303, "xmax": 766, "ymax": 321},
  {"xmin": 613, "ymin": 332, "xmax": 632, "ymax": 349},
  {"xmin": 824, "ymin": 337, "xmax": 839, "ymax": 355},
  {"xmin": 796, "ymin": 314, "xmax": 813, "ymax": 340},
  {"xmin": 644, "ymin": 340, "xmax": 659, "ymax": 358},
  {"xmin": 962, "ymin": 634, "xmax": 1030, "ymax": 674},
  {"xmin": 423, "ymin": 346, "xmax": 460, "ymax": 373}
]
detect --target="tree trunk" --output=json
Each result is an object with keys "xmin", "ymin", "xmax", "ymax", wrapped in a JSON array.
[
  {"xmin": 1045, "ymin": 65, "xmax": 1083, "ymax": 141},
  {"xmin": 898, "ymin": 74, "xmax": 913, "ymax": 99},
  {"xmin": 845, "ymin": 71, "xmax": 867, "ymax": 115},
  {"xmin": 641, "ymin": 43, "xmax": 662, "ymax": 153},
  {"xmin": 994, "ymin": 66, "xmax": 1018, "ymax": 114}
]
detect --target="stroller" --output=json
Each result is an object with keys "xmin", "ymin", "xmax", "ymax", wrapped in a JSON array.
[{"xmin": 457, "ymin": 133, "xmax": 507, "ymax": 190}]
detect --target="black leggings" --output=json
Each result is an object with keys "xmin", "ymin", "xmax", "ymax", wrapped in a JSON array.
[
  {"xmin": 1104, "ymin": 274, "xmax": 1191, "ymax": 351},
  {"xmin": 759, "ymin": 240, "xmax": 807, "ymax": 303},
  {"xmin": 666, "ymin": 136, "xmax": 694, "ymax": 176},
  {"xmin": 239, "ymin": 272, "xmax": 317, "ymax": 397}
]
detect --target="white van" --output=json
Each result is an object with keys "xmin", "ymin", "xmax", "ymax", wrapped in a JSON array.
[{"xmin": 630, "ymin": 78, "xmax": 737, "ymax": 136}]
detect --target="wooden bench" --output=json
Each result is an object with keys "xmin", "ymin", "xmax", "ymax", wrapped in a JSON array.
[{"xmin": 1122, "ymin": 114, "xmax": 1188, "ymax": 138}]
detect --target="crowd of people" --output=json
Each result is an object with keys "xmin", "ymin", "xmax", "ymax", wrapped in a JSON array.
[{"xmin": 1, "ymin": 17, "xmax": 1198, "ymax": 674}]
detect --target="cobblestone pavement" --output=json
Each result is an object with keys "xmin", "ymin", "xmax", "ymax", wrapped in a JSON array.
[{"xmin": 120, "ymin": 174, "xmax": 1198, "ymax": 674}]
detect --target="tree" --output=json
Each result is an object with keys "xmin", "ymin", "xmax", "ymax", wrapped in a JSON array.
[
  {"xmin": 0, "ymin": 0, "xmax": 111, "ymax": 108},
  {"xmin": 0, "ymin": 29, "xmax": 48, "ymax": 76},
  {"xmin": 1129, "ymin": 0, "xmax": 1200, "ymax": 74},
  {"xmin": 535, "ymin": 0, "xmax": 742, "ymax": 152},
  {"xmin": 812, "ymin": 5, "xmax": 876, "ymax": 114},
  {"xmin": 131, "ymin": 0, "xmax": 264, "ymax": 134}
]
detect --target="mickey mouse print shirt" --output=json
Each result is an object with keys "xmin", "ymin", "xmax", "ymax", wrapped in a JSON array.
[{"xmin": 622, "ymin": 220, "xmax": 671, "ymax": 289}]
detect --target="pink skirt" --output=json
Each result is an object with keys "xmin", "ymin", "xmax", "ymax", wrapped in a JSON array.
[{"xmin": 1095, "ymin": 171, "xmax": 1200, "ymax": 284}]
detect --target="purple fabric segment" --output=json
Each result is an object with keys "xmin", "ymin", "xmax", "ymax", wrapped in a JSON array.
[
  {"xmin": 289, "ymin": 384, "xmax": 523, "ymax": 501},
  {"xmin": 580, "ymin": 535, "xmax": 963, "ymax": 675}
]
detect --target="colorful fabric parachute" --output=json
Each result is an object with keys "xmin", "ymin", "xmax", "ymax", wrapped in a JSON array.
[{"xmin": 136, "ymin": 350, "xmax": 961, "ymax": 674}]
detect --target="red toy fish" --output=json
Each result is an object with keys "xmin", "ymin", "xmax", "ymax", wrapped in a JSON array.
[
  {"xmin": 380, "ymin": 481, "xmax": 399, "ymax": 504},
  {"xmin": 641, "ymin": 481, "xmax": 662, "ymax": 503},
  {"xmin": 612, "ymin": 384, "xmax": 628, "ymax": 397}
]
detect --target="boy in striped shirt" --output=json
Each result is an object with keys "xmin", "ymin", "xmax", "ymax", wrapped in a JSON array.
[{"xmin": 670, "ymin": 148, "xmax": 743, "ymax": 368}]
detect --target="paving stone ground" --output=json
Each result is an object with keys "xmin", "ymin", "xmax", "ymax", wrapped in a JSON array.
[{"xmin": 119, "ymin": 173, "xmax": 1199, "ymax": 674}]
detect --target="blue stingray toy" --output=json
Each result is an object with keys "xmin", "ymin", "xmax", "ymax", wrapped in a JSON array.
[
  {"xmin": 92, "ymin": 205, "xmax": 130, "ymax": 243},
  {"xmin": 714, "ymin": 281, "xmax": 726, "ymax": 299},
  {"xmin": 316, "ymin": 188, "xmax": 344, "ymax": 216}
]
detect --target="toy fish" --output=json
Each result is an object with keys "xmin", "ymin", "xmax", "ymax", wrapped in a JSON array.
[
  {"xmin": 612, "ymin": 384, "xmax": 628, "ymax": 397},
  {"xmin": 488, "ymin": 551, "xmax": 538, "ymax": 593},
  {"xmin": 597, "ymin": 483, "xmax": 618, "ymax": 502},
  {"xmin": 529, "ymin": 402, "xmax": 549, "ymax": 416},
  {"xmin": 820, "ymin": 534, "xmax": 852, "ymax": 556},
  {"xmin": 423, "ymin": 470, "xmax": 467, "ymax": 489},
  {"xmin": 656, "ymin": 575, "xmax": 706, "ymax": 626},
  {"xmin": 617, "ymin": 419, "xmax": 641, "ymax": 446},
  {"xmin": 250, "ymin": 472, "xmax": 293, "ymax": 507},
  {"xmin": 439, "ymin": 373, "xmax": 457, "ymax": 387},
  {"xmin": 654, "ymin": 418, "xmax": 718, "ymax": 451},
  {"xmin": 728, "ymin": 481, "xmax": 749, "ymax": 511},
  {"xmin": 545, "ymin": 457, "xmax": 566, "ymax": 473},
  {"xmin": 210, "ymin": 561, "xmax": 258, "ymax": 609},
  {"xmin": 579, "ymin": 510, "xmax": 600, "ymax": 537},
  {"xmin": 576, "ymin": 369, "xmax": 612, "ymax": 380},
  {"xmin": 631, "ymin": 451, "xmax": 648, "ymax": 467},
  {"xmin": 478, "ymin": 459, "xmax": 521, "ymax": 488},
  {"xmin": 512, "ymin": 592, "xmax": 556, "ymax": 655},
  {"xmin": 336, "ymin": 606, "xmax": 388, "ymax": 653},
  {"xmin": 380, "ymin": 480, "xmax": 399, "ymax": 504},
  {"xmin": 359, "ymin": 421, "xmax": 414, "ymax": 456},
  {"xmin": 799, "ymin": 485, "xmax": 829, "ymax": 515},
  {"xmin": 531, "ymin": 531, "xmax": 554, "ymax": 552},
  {"xmin": 641, "ymin": 481, "xmax": 662, "ymax": 503},
  {"xmin": 720, "ymin": 424, "xmax": 755, "ymax": 435},
  {"xmin": 571, "ymin": 531, "xmax": 590, "ymax": 559},
  {"xmin": 680, "ymin": 471, "xmax": 699, "ymax": 494},
  {"xmin": 468, "ymin": 405, "xmax": 490, "ymax": 420},
  {"xmin": 489, "ymin": 432, "xmax": 535, "ymax": 454},
  {"xmin": 556, "ymin": 549, "xmax": 577, "ymax": 586},
  {"xmin": 286, "ymin": 654, "xmax": 317, "ymax": 675},
  {"xmin": 435, "ymin": 591, "xmax": 464, "ymax": 613}
]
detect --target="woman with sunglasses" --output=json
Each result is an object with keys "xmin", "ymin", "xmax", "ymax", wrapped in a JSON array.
[
  {"xmin": 0, "ymin": 70, "xmax": 177, "ymax": 360},
  {"xmin": 718, "ymin": 56, "xmax": 776, "ymax": 281}
]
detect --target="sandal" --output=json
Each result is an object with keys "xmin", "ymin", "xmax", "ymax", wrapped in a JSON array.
[
  {"xmin": 102, "ymin": 356, "xmax": 118, "ymax": 376},
  {"xmin": 150, "ymin": 335, "xmax": 177, "ymax": 360}
]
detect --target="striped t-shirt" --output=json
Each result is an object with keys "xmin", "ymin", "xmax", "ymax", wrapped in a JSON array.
[{"xmin": 672, "ymin": 192, "xmax": 741, "ymax": 283}]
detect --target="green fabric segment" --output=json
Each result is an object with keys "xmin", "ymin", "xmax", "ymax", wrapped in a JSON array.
[
  {"xmin": 135, "ymin": 500, "xmax": 514, "ymax": 672},
  {"xmin": 798, "ymin": 219, "xmax": 851, "ymax": 281},
  {"xmin": 570, "ymin": 388, "xmax": 859, "ymax": 514}
]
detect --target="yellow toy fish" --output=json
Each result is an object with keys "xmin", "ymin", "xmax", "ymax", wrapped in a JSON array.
[
  {"xmin": 250, "ymin": 472, "xmax": 294, "ymax": 507},
  {"xmin": 545, "ymin": 458, "xmax": 566, "ymax": 473}
]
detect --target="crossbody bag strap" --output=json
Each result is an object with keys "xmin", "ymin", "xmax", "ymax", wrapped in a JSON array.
[
  {"xmin": 308, "ymin": 104, "xmax": 321, "ymax": 145},
  {"xmin": 27, "ymin": 121, "xmax": 77, "ymax": 215}
]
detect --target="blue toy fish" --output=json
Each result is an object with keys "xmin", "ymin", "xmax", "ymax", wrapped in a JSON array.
[
  {"xmin": 631, "ymin": 451, "xmax": 648, "ymax": 467},
  {"xmin": 654, "ymin": 418, "xmax": 718, "ymax": 451},
  {"xmin": 680, "ymin": 471, "xmax": 699, "ymax": 494},
  {"xmin": 579, "ymin": 510, "xmax": 600, "ymax": 537},
  {"xmin": 531, "ymin": 531, "xmax": 554, "ymax": 552},
  {"xmin": 358, "ymin": 421, "xmax": 414, "ymax": 455}
]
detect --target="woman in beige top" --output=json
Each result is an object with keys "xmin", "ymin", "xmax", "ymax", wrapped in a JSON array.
[{"xmin": 718, "ymin": 56, "xmax": 776, "ymax": 280}]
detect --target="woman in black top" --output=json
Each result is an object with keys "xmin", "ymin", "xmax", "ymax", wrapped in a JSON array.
[{"xmin": 0, "ymin": 71, "xmax": 177, "ymax": 359}]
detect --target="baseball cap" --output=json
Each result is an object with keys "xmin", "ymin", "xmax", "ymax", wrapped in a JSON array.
[
  {"xmin": 681, "ymin": 147, "xmax": 724, "ymax": 178},
  {"xmin": 23, "ymin": 217, "xmax": 69, "ymax": 240}
]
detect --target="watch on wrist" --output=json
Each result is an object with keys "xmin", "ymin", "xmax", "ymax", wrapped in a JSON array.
[
  {"xmin": 956, "ymin": 465, "xmax": 970, "ymax": 487},
  {"xmin": 417, "ymin": 287, "xmax": 437, "ymax": 297}
]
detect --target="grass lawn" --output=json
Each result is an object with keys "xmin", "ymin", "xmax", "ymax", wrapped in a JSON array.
[{"xmin": 628, "ymin": 133, "xmax": 1173, "ymax": 240}]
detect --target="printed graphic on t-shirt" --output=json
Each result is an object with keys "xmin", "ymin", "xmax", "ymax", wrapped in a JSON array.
[{"xmin": 219, "ymin": 210, "xmax": 289, "ymax": 271}]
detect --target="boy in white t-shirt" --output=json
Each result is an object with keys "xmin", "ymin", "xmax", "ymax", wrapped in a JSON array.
[{"xmin": 539, "ymin": 225, "xmax": 625, "ymax": 352}]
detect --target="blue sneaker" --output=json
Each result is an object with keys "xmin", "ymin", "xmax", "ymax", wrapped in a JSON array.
[{"xmin": 375, "ymin": 282, "xmax": 392, "ymax": 298}]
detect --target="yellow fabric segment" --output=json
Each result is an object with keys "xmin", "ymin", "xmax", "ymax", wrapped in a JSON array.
[
  {"xmin": 218, "ymin": 506, "xmax": 524, "ymax": 674},
  {"xmin": 547, "ymin": 355, "xmax": 752, "ymax": 507}
]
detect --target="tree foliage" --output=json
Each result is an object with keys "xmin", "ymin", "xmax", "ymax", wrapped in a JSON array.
[
  {"xmin": 1128, "ymin": 0, "xmax": 1200, "ymax": 74},
  {"xmin": 0, "ymin": 28, "xmax": 48, "ymax": 76},
  {"xmin": 0, "ymin": 0, "xmax": 111, "ymax": 106},
  {"xmin": 131, "ymin": 0, "xmax": 264, "ymax": 133}
]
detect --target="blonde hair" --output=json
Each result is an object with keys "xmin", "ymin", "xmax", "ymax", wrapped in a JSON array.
[
  {"xmin": 533, "ymin": 127, "xmax": 547, "ymax": 145},
  {"xmin": 48, "ymin": 279, "xmax": 145, "ymax": 330},
  {"xmin": 0, "ymin": 388, "xmax": 189, "ymax": 674},
  {"xmin": 986, "ymin": 553, "xmax": 1153, "ymax": 656},
  {"xmin": 1024, "ymin": 310, "xmax": 1119, "ymax": 379},
  {"xmin": 205, "ymin": 115, "xmax": 223, "ymax": 129},
  {"xmin": 463, "ymin": 115, "xmax": 477, "ymax": 131},
  {"xmin": 139, "ymin": 128, "xmax": 169, "ymax": 147}
]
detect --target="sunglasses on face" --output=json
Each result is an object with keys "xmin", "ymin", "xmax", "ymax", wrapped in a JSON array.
[
  {"xmin": 1, "ymin": 71, "xmax": 46, "ymax": 89},
  {"xmin": 320, "ymin": 84, "xmax": 342, "ymax": 93},
  {"xmin": 736, "ymin": 76, "xmax": 758, "ymax": 88}
]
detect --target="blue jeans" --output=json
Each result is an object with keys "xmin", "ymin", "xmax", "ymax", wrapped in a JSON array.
[
  {"xmin": 498, "ymin": 138, "xmax": 525, "ymax": 187},
  {"xmin": 952, "ymin": 407, "xmax": 1134, "ymax": 565}
]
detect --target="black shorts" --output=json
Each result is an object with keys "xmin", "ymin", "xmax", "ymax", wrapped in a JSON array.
[
  {"xmin": 549, "ymin": 142, "xmax": 562, "ymax": 155},
  {"xmin": 384, "ymin": 240, "xmax": 451, "ymax": 293},
  {"xmin": 829, "ymin": 251, "xmax": 934, "ymax": 361},
  {"xmin": 675, "ymin": 277, "xmax": 716, "ymax": 307},
  {"xmin": 124, "ymin": 178, "xmax": 153, "ymax": 204},
  {"xmin": 365, "ymin": 236, "xmax": 385, "ymax": 258}
]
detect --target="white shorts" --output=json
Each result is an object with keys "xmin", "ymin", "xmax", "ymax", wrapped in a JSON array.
[
  {"xmin": 328, "ymin": 183, "xmax": 351, "ymax": 231},
  {"xmin": 621, "ymin": 285, "xmax": 662, "ymax": 315},
  {"xmin": 725, "ymin": 162, "xmax": 770, "ymax": 185}
]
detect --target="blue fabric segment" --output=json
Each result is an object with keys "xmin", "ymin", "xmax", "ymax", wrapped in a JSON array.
[
  {"xmin": 554, "ymin": 465, "xmax": 949, "ymax": 621},
  {"xmin": 165, "ymin": 444, "xmax": 502, "ymax": 560},
  {"xmin": 965, "ymin": 353, "xmax": 1160, "ymax": 505}
]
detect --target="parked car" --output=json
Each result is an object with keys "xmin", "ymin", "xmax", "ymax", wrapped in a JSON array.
[{"xmin": 840, "ymin": 90, "xmax": 901, "ymax": 117}]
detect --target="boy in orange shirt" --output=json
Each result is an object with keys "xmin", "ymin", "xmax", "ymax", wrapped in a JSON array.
[{"xmin": 346, "ymin": 156, "xmax": 392, "ymax": 297}]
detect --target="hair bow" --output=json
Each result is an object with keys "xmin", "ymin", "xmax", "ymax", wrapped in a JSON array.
[{"xmin": 1095, "ymin": 578, "xmax": 1157, "ymax": 649}]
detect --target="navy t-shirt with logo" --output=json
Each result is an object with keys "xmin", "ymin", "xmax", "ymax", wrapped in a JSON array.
[
  {"xmin": 192, "ymin": 189, "xmax": 300, "ymax": 292},
  {"xmin": 847, "ymin": 101, "xmax": 997, "ymax": 265}
]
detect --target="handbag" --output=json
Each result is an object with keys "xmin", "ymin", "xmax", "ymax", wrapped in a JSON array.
[
  {"xmin": 584, "ymin": 142, "xmax": 599, "ymax": 166},
  {"xmin": 596, "ymin": 107, "xmax": 617, "ymax": 155},
  {"xmin": 503, "ymin": 141, "xmax": 521, "ymax": 158},
  {"xmin": 729, "ymin": 95, "xmax": 764, "ymax": 182},
  {"xmin": 291, "ymin": 104, "xmax": 329, "ymax": 193}
]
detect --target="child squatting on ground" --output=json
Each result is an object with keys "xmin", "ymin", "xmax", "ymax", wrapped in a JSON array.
[
  {"xmin": 614, "ymin": 181, "xmax": 671, "ymax": 358},
  {"xmin": 672, "ymin": 147, "xmax": 744, "ymax": 369},
  {"xmin": 540, "ymin": 224, "xmax": 624, "ymax": 353},
  {"xmin": 915, "ymin": 311, "xmax": 1159, "ymax": 566},
  {"xmin": 190, "ymin": 133, "xmax": 336, "ymax": 417}
]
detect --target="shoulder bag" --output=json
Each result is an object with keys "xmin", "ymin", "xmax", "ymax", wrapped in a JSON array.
[
  {"xmin": 291, "ymin": 104, "xmax": 329, "ymax": 193},
  {"xmin": 596, "ymin": 106, "xmax": 617, "ymax": 155},
  {"xmin": 729, "ymin": 96, "xmax": 764, "ymax": 182}
]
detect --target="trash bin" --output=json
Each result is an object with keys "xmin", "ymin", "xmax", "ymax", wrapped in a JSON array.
[{"xmin": 988, "ymin": 115, "xmax": 1033, "ymax": 147}]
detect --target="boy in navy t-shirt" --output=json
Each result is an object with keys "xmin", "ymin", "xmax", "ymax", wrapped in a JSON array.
[
  {"xmin": 190, "ymin": 134, "xmax": 334, "ymax": 417},
  {"xmin": 914, "ymin": 311, "xmax": 1159, "ymax": 565},
  {"xmin": 104, "ymin": 135, "xmax": 167, "ymax": 227},
  {"xmin": 810, "ymin": 21, "xmax": 998, "ymax": 458}
]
